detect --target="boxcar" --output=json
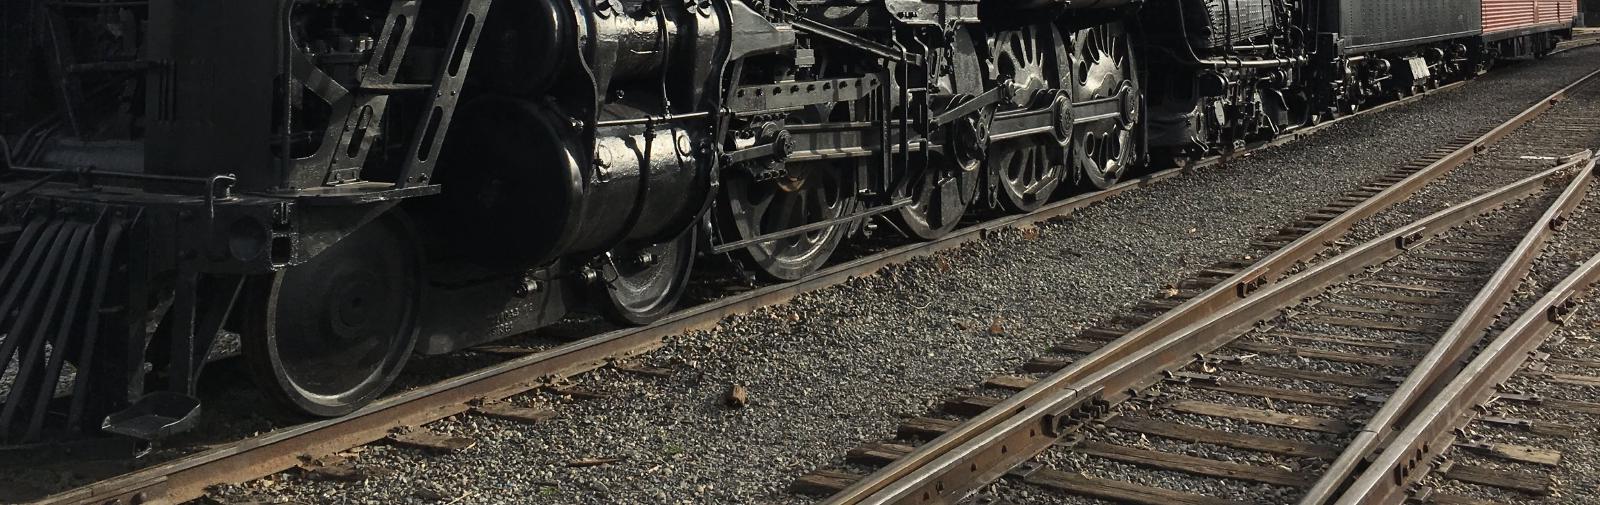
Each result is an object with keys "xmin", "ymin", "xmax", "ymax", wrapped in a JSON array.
[{"xmin": 1484, "ymin": 0, "xmax": 1578, "ymax": 55}]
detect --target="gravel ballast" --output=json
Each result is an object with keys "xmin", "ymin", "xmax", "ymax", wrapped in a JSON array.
[
  {"xmin": 981, "ymin": 191, "xmax": 1561, "ymax": 505},
  {"xmin": 205, "ymin": 48, "xmax": 1600, "ymax": 505}
]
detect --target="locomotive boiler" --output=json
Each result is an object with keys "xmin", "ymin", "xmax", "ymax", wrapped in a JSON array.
[{"xmin": 0, "ymin": 0, "xmax": 1576, "ymax": 450}]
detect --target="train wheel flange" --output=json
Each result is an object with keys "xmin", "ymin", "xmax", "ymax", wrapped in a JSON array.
[{"xmin": 243, "ymin": 212, "xmax": 420, "ymax": 417}]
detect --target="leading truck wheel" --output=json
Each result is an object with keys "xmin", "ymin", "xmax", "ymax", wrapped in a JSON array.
[
  {"xmin": 243, "ymin": 212, "xmax": 421, "ymax": 417},
  {"xmin": 594, "ymin": 226, "xmax": 697, "ymax": 326}
]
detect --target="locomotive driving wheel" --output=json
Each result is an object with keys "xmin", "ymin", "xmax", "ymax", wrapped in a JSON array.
[
  {"xmin": 243, "ymin": 211, "xmax": 420, "ymax": 417},
  {"xmin": 988, "ymin": 24, "xmax": 1070, "ymax": 213},
  {"xmin": 1072, "ymin": 21, "xmax": 1138, "ymax": 190},
  {"xmin": 892, "ymin": 29, "xmax": 987, "ymax": 240},
  {"xmin": 718, "ymin": 160, "xmax": 859, "ymax": 281},
  {"xmin": 594, "ymin": 226, "xmax": 696, "ymax": 326}
]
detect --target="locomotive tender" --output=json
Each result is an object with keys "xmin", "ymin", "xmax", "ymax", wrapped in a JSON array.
[{"xmin": 0, "ymin": 0, "xmax": 1577, "ymax": 447}]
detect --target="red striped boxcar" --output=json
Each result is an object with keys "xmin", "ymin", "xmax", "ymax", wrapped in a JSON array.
[{"xmin": 1483, "ymin": 0, "xmax": 1579, "ymax": 55}]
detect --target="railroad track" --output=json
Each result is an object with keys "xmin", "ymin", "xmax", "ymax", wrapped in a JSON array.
[
  {"xmin": 988, "ymin": 169, "xmax": 1589, "ymax": 505},
  {"xmin": 800, "ymin": 164, "xmax": 1591, "ymax": 504},
  {"xmin": 796, "ymin": 69, "xmax": 1600, "ymax": 505},
  {"xmin": 1557, "ymin": 28, "xmax": 1600, "ymax": 53},
  {"xmin": 26, "ymin": 61, "xmax": 1600, "ymax": 505},
  {"xmin": 1338, "ymin": 168, "xmax": 1600, "ymax": 505}
]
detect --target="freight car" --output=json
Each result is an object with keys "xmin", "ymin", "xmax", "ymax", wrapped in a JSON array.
[
  {"xmin": 0, "ymin": 0, "xmax": 1578, "ymax": 450},
  {"xmin": 1483, "ymin": 0, "xmax": 1578, "ymax": 55}
]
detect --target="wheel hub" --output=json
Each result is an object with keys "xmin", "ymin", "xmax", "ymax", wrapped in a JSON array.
[
  {"xmin": 328, "ymin": 271, "xmax": 381, "ymax": 340},
  {"xmin": 1051, "ymin": 93, "xmax": 1074, "ymax": 146}
]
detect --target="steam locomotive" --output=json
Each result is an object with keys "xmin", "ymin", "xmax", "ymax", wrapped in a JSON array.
[{"xmin": 0, "ymin": 0, "xmax": 1577, "ymax": 447}]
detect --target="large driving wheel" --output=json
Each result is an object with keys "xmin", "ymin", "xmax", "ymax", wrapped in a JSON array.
[
  {"xmin": 594, "ymin": 226, "xmax": 696, "ymax": 326},
  {"xmin": 243, "ymin": 211, "xmax": 420, "ymax": 417},
  {"xmin": 1072, "ymin": 21, "xmax": 1139, "ymax": 190},
  {"xmin": 988, "ymin": 24, "xmax": 1070, "ymax": 212},
  {"xmin": 891, "ymin": 29, "xmax": 987, "ymax": 240},
  {"xmin": 717, "ymin": 161, "xmax": 859, "ymax": 281}
]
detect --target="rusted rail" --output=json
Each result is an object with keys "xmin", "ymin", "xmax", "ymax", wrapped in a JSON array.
[
  {"xmin": 1299, "ymin": 152, "xmax": 1598, "ymax": 504},
  {"xmin": 31, "ymin": 56, "xmax": 1589, "ymax": 505},
  {"xmin": 823, "ymin": 68, "xmax": 1600, "ymax": 505},
  {"xmin": 1334, "ymin": 229, "xmax": 1600, "ymax": 505}
]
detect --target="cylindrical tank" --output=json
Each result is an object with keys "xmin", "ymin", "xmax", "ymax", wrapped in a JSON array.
[{"xmin": 433, "ymin": 97, "xmax": 709, "ymax": 268}]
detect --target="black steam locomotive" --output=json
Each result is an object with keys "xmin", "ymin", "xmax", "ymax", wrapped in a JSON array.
[{"xmin": 0, "ymin": 0, "xmax": 1574, "ymax": 447}]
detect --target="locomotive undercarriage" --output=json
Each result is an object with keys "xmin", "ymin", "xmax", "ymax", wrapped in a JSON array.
[
  {"xmin": 1141, "ymin": 0, "xmax": 1311, "ymax": 160},
  {"xmin": 1325, "ymin": 40, "xmax": 1480, "ymax": 116},
  {"xmin": 0, "ymin": 0, "xmax": 1568, "ymax": 452},
  {"xmin": 0, "ymin": 0, "xmax": 1149, "ymax": 450}
]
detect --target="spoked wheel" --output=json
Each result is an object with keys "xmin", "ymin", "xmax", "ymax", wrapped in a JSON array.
[
  {"xmin": 243, "ymin": 211, "xmax": 421, "ymax": 417},
  {"xmin": 717, "ymin": 161, "xmax": 859, "ymax": 281},
  {"xmin": 988, "ymin": 24, "xmax": 1070, "ymax": 213},
  {"xmin": 594, "ymin": 226, "xmax": 696, "ymax": 326},
  {"xmin": 1072, "ymin": 21, "xmax": 1139, "ymax": 190},
  {"xmin": 892, "ymin": 29, "xmax": 987, "ymax": 240}
]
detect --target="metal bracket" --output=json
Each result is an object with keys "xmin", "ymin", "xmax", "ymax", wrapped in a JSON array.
[
  {"xmin": 1235, "ymin": 267, "xmax": 1270, "ymax": 298},
  {"xmin": 1548, "ymin": 293, "xmax": 1579, "ymax": 324},
  {"xmin": 396, "ymin": 0, "xmax": 495, "ymax": 188},
  {"xmin": 1396, "ymin": 227, "xmax": 1427, "ymax": 250},
  {"xmin": 786, "ymin": 14, "xmax": 915, "ymax": 64},
  {"xmin": 1494, "ymin": 391, "xmax": 1544, "ymax": 404},
  {"xmin": 1163, "ymin": 370, "xmax": 1219, "ymax": 385},
  {"xmin": 1042, "ymin": 388, "xmax": 1107, "ymax": 437},
  {"xmin": 729, "ymin": 75, "xmax": 884, "ymax": 113}
]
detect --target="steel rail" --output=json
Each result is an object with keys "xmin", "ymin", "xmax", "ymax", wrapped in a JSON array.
[
  {"xmin": 1553, "ymin": 31, "xmax": 1600, "ymax": 55},
  {"xmin": 1335, "ymin": 228, "xmax": 1600, "ymax": 505},
  {"xmin": 1299, "ymin": 153, "xmax": 1597, "ymax": 505},
  {"xmin": 841, "ymin": 154, "xmax": 1583, "ymax": 505},
  {"xmin": 30, "ymin": 55, "xmax": 1591, "ymax": 505},
  {"xmin": 824, "ymin": 68, "xmax": 1600, "ymax": 505}
]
